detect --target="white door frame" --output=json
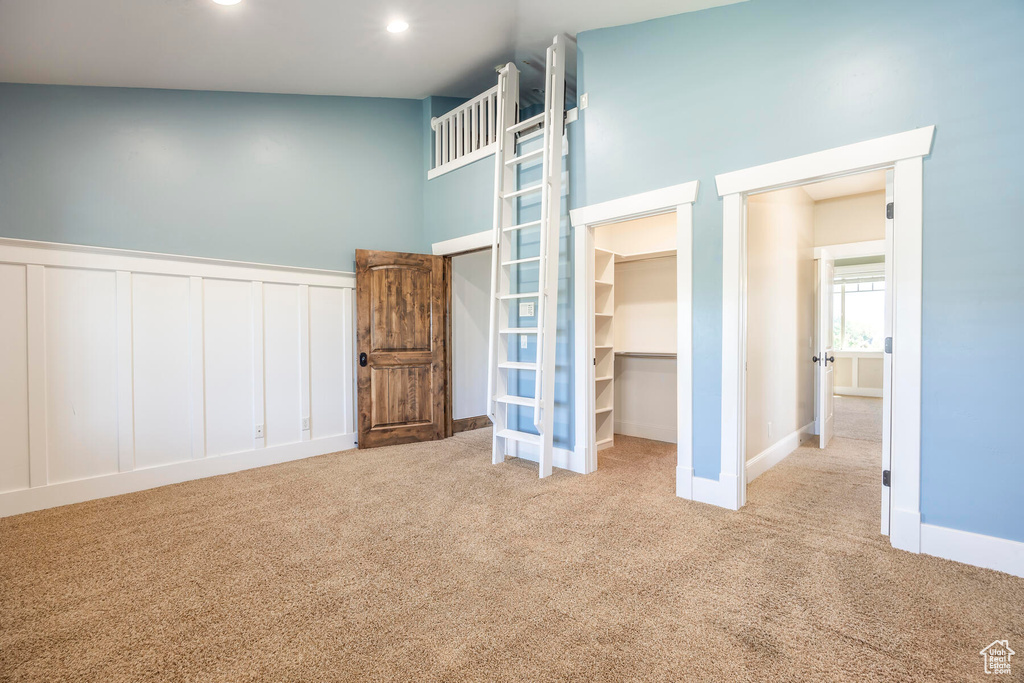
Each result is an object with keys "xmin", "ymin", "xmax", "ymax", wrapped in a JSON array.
[
  {"xmin": 569, "ymin": 181, "xmax": 698, "ymax": 496},
  {"xmin": 714, "ymin": 126, "xmax": 935, "ymax": 554}
]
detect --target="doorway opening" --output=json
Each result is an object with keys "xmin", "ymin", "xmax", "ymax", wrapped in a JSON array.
[
  {"xmin": 570, "ymin": 181, "xmax": 698, "ymax": 492},
  {"xmin": 446, "ymin": 247, "xmax": 493, "ymax": 435},
  {"xmin": 743, "ymin": 169, "xmax": 891, "ymax": 535},
  {"xmin": 715, "ymin": 125, "xmax": 934, "ymax": 553},
  {"xmin": 592, "ymin": 213, "xmax": 679, "ymax": 470}
]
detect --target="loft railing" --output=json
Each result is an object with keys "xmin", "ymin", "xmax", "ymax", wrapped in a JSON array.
[{"xmin": 428, "ymin": 84, "xmax": 501, "ymax": 179}]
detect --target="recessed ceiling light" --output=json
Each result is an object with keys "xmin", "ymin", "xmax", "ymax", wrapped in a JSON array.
[
  {"xmin": 212, "ymin": 0, "xmax": 242, "ymax": 5},
  {"xmin": 387, "ymin": 20, "xmax": 409, "ymax": 34}
]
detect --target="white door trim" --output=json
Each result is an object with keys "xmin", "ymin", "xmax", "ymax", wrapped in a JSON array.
[
  {"xmin": 714, "ymin": 127, "xmax": 935, "ymax": 552},
  {"xmin": 431, "ymin": 230, "xmax": 492, "ymax": 256},
  {"xmin": 812, "ymin": 239, "xmax": 885, "ymax": 260},
  {"xmin": 569, "ymin": 181, "xmax": 698, "ymax": 496}
]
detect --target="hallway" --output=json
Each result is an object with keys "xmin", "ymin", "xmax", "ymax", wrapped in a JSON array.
[{"xmin": 833, "ymin": 395, "xmax": 883, "ymax": 442}]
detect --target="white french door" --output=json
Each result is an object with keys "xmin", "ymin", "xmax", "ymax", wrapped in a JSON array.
[{"xmin": 816, "ymin": 248, "xmax": 835, "ymax": 449}]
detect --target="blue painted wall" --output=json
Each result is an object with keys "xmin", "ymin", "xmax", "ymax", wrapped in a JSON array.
[
  {"xmin": 571, "ymin": 0, "xmax": 1024, "ymax": 541},
  {"xmin": 0, "ymin": 83, "xmax": 424, "ymax": 271}
]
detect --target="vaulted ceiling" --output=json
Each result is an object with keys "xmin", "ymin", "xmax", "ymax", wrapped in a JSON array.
[{"xmin": 0, "ymin": 0, "xmax": 743, "ymax": 100}]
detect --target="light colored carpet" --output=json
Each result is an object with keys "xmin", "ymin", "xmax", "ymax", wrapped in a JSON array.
[
  {"xmin": 1, "ymin": 429, "xmax": 1022, "ymax": 682},
  {"xmin": 834, "ymin": 395, "xmax": 883, "ymax": 442}
]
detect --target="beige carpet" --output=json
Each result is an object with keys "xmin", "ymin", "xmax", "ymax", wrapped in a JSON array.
[
  {"xmin": 834, "ymin": 395, "xmax": 883, "ymax": 442},
  {"xmin": 1, "ymin": 430, "xmax": 1021, "ymax": 682}
]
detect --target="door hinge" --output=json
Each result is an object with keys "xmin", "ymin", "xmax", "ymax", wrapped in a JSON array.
[
  {"xmin": 884, "ymin": 336, "xmax": 892, "ymax": 354},
  {"xmin": 882, "ymin": 469, "xmax": 891, "ymax": 487},
  {"xmin": 886, "ymin": 202, "xmax": 894, "ymax": 220}
]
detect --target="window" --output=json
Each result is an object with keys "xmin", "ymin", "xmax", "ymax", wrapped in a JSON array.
[{"xmin": 833, "ymin": 263, "xmax": 885, "ymax": 351}]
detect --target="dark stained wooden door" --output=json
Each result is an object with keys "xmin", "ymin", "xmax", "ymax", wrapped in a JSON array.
[{"xmin": 355, "ymin": 249, "xmax": 447, "ymax": 448}]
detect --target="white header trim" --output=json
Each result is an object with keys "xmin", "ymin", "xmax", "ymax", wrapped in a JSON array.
[
  {"xmin": 813, "ymin": 239, "xmax": 885, "ymax": 260},
  {"xmin": 569, "ymin": 181, "xmax": 699, "ymax": 228},
  {"xmin": 431, "ymin": 230, "xmax": 493, "ymax": 256},
  {"xmin": 715, "ymin": 126, "xmax": 935, "ymax": 197}
]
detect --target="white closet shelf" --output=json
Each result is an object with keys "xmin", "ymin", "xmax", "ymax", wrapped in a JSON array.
[
  {"xmin": 596, "ymin": 279, "xmax": 613, "ymax": 287},
  {"xmin": 595, "ymin": 375, "xmax": 613, "ymax": 382},
  {"xmin": 614, "ymin": 249, "xmax": 676, "ymax": 263},
  {"xmin": 596, "ymin": 312, "xmax": 613, "ymax": 318},
  {"xmin": 595, "ymin": 344, "xmax": 613, "ymax": 350},
  {"xmin": 614, "ymin": 351, "xmax": 677, "ymax": 358},
  {"xmin": 596, "ymin": 437, "xmax": 614, "ymax": 448},
  {"xmin": 595, "ymin": 406, "xmax": 613, "ymax": 415}
]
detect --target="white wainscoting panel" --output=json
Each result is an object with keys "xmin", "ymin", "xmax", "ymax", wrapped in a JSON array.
[
  {"xmin": 264, "ymin": 283, "xmax": 303, "ymax": 447},
  {"xmin": 0, "ymin": 264, "xmax": 30, "ymax": 493},
  {"xmin": 309, "ymin": 286, "xmax": 353, "ymax": 439},
  {"xmin": 45, "ymin": 267, "xmax": 120, "ymax": 485},
  {"xmin": 203, "ymin": 279, "xmax": 257, "ymax": 458},
  {"xmin": 0, "ymin": 238, "xmax": 357, "ymax": 517},
  {"xmin": 132, "ymin": 273, "xmax": 193, "ymax": 470}
]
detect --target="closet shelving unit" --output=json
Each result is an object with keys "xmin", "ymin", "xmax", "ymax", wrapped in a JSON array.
[{"xmin": 594, "ymin": 247, "xmax": 616, "ymax": 450}]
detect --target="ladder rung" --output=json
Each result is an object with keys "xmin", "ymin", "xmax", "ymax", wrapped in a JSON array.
[
  {"xmin": 499, "ymin": 361, "xmax": 537, "ymax": 371},
  {"xmin": 505, "ymin": 148, "xmax": 544, "ymax": 166},
  {"xmin": 499, "ymin": 327, "xmax": 538, "ymax": 334},
  {"xmin": 506, "ymin": 112, "xmax": 545, "ymax": 134},
  {"xmin": 502, "ymin": 256, "xmax": 541, "ymax": 267},
  {"xmin": 496, "ymin": 428, "xmax": 542, "ymax": 446},
  {"xmin": 502, "ymin": 183, "xmax": 543, "ymax": 200},
  {"xmin": 498, "ymin": 292, "xmax": 539, "ymax": 300},
  {"xmin": 504, "ymin": 220, "xmax": 542, "ymax": 233},
  {"xmin": 494, "ymin": 394, "xmax": 537, "ymax": 407}
]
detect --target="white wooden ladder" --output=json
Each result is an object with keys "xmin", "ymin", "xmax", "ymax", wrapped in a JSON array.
[{"xmin": 486, "ymin": 36, "xmax": 566, "ymax": 478}]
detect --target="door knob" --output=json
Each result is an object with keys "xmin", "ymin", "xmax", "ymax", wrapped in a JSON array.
[
  {"xmin": 826, "ymin": 355, "xmax": 835, "ymax": 365},
  {"xmin": 359, "ymin": 352, "xmax": 367, "ymax": 367}
]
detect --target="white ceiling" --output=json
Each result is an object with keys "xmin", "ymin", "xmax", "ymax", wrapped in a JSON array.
[
  {"xmin": 0, "ymin": 0, "xmax": 743, "ymax": 100},
  {"xmin": 802, "ymin": 169, "xmax": 887, "ymax": 201}
]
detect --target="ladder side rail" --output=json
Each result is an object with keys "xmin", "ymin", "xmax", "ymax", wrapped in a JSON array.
[
  {"xmin": 537, "ymin": 37, "xmax": 566, "ymax": 477},
  {"xmin": 531, "ymin": 68, "xmax": 555, "ymax": 432}
]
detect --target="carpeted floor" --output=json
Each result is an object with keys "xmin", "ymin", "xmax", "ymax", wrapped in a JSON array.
[
  {"xmin": 834, "ymin": 395, "xmax": 883, "ymax": 442},
  {"xmin": 1, "ymin": 429, "xmax": 1021, "ymax": 682}
]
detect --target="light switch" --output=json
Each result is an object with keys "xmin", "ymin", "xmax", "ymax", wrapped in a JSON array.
[{"xmin": 519, "ymin": 301, "xmax": 535, "ymax": 317}]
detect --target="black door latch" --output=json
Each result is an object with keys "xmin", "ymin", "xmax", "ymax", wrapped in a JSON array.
[
  {"xmin": 882, "ymin": 469, "xmax": 891, "ymax": 487},
  {"xmin": 359, "ymin": 352, "xmax": 367, "ymax": 367}
]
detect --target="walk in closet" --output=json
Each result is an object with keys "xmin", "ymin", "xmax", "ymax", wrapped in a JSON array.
[{"xmin": 592, "ymin": 213, "xmax": 678, "ymax": 451}]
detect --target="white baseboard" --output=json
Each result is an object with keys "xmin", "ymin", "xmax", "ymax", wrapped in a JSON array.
[
  {"xmin": 835, "ymin": 386, "xmax": 883, "ymax": 398},
  {"xmin": 691, "ymin": 473, "xmax": 740, "ymax": 510},
  {"xmin": 0, "ymin": 434, "xmax": 356, "ymax": 518},
  {"xmin": 890, "ymin": 507, "xmax": 922, "ymax": 553},
  {"xmin": 676, "ymin": 466, "xmax": 694, "ymax": 499},
  {"xmin": 614, "ymin": 420, "xmax": 677, "ymax": 444},
  {"xmin": 921, "ymin": 523, "xmax": 1024, "ymax": 578},
  {"xmin": 745, "ymin": 421, "xmax": 815, "ymax": 483}
]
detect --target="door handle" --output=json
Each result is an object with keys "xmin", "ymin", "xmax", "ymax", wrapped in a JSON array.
[
  {"xmin": 359, "ymin": 352, "xmax": 367, "ymax": 367},
  {"xmin": 812, "ymin": 355, "xmax": 836, "ymax": 365},
  {"xmin": 826, "ymin": 355, "xmax": 834, "ymax": 365}
]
